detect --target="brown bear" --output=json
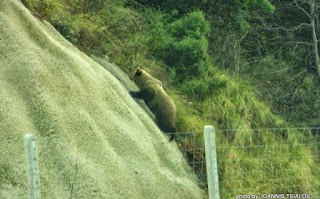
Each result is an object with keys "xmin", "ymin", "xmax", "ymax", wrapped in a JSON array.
[{"xmin": 129, "ymin": 68, "xmax": 176, "ymax": 141}]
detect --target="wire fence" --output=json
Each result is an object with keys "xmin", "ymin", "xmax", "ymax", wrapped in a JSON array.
[
  {"xmin": 172, "ymin": 127, "xmax": 320, "ymax": 199},
  {"xmin": 23, "ymin": 127, "xmax": 320, "ymax": 199},
  {"xmin": 172, "ymin": 132, "xmax": 208, "ymax": 192}
]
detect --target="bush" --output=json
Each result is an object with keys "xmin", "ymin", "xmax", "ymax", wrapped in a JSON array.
[
  {"xmin": 149, "ymin": 11, "xmax": 210, "ymax": 81},
  {"xmin": 181, "ymin": 78, "xmax": 210, "ymax": 99},
  {"xmin": 181, "ymin": 71, "xmax": 226, "ymax": 100}
]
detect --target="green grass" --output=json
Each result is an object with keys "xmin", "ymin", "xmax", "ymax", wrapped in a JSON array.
[
  {"xmin": 216, "ymin": 128, "xmax": 320, "ymax": 196},
  {"xmin": 171, "ymin": 70, "xmax": 320, "ymax": 196}
]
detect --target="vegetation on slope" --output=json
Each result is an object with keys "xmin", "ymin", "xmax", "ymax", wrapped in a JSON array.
[{"xmin": 20, "ymin": 0, "xmax": 320, "ymax": 197}]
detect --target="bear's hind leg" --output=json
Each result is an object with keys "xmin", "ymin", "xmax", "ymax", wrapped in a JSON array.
[{"xmin": 158, "ymin": 121, "xmax": 176, "ymax": 141}]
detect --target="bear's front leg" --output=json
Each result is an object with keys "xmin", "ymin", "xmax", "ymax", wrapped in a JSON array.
[
  {"xmin": 129, "ymin": 87, "xmax": 155, "ymax": 102},
  {"xmin": 129, "ymin": 91, "xmax": 140, "ymax": 98}
]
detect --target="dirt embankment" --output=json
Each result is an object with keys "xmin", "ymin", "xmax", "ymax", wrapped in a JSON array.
[{"xmin": 0, "ymin": 0, "xmax": 205, "ymax": 198}]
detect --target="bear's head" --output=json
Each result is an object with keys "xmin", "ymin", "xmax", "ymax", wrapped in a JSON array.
[
  {"xmin": 130, "ymin": 68, "xmax": 162, "ymax": 88},
  {"xmin": 129, "ymin": 68, "xmax": 142, "ymax": 80}
]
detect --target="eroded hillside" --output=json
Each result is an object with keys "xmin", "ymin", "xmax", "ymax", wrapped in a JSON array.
[{"xmin": 0, "ymin": 0, "xmax": 205, "ymax": 198}]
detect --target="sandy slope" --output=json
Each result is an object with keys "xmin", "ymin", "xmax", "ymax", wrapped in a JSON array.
[{"xmin": 0, "ymin": 0, "xmax": 205, "ymax": 198}]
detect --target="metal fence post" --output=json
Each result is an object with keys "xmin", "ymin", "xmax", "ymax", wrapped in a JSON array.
[
  {"xmin": 204, "ymin": 125, "xmax": 220, "ymax": 199},
  {"xmin": 24, "ymin": 134, "xmax": 41, "ymax": 199}
]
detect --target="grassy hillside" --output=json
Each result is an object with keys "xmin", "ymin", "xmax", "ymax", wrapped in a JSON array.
[{"xmin": 18, "ymin": 0, "xmax": 320, "ymax": 197}]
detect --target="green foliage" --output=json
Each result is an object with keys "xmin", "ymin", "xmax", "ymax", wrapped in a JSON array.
[
  {"xmin": 241, "ymin": 54, "xmax": 320, "ymax": 124},
  {"xmin": 181, "ymin": 78, "xmax": 210, "ymax": 99},
  {"xmin": 0, "ymin": 163, "xmax": 16, "ymax": 186},
  {"xmin": 22, "ymin": 0, "xmax": 145, "ymax": 61},
  {"xmin": 134, "ymin": 0, "xmax": 206, "ymax": 16},
  {"xmin": 210, "ymin": 0, "xmax": 274, "ymax": 32},
  {"xmin": 168, "ymin": 11, "xmax": 210, "ymax": 39},
  {"xmin": 181, "ymin": 67, "xmax": 226, "ymax": 99},
  {"xmin": 217, "ymin": 128, "xmax": 320, "ymax": 197},
  {"xmin": 149, "ymin": 11, "xmax": 210, "ymax": 81},
  {"xmin": 174, "ymin": 65, "xmax": 284, "ymax": 131},
  {"xmin": 240, "ymin": 0, "xmax": 320, "ymax": 125},
  {"xmin": 135, "ymin": 0, "xmax": 275, "ymax": 17},
  {"xmin": 21, "ymin": 0, "xmax": 67, "ymax": 20},
  {"xmin": 134, "ymin": 0, "xmax": 274, "ymax": 32}
]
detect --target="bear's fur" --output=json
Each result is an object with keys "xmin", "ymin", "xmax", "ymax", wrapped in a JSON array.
[{"xmin": 129, "ymin": 68, "xmax": 176, "ymax": 141}]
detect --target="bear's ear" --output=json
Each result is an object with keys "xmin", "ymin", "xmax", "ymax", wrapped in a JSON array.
[{"xmin": 135, "ymin": 68, "xmax": 142, "ymax": 76}]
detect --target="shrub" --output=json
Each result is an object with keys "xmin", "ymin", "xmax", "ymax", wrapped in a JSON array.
[{"xmin": 149, "ymin": 11, "xmax": 210, "ymax": 81}]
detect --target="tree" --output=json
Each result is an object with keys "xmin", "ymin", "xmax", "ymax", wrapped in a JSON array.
[
  {"xmin": 262, "ymin": 0, "xmax": 320, "ymax": 77},
  {"xmin": 308, "ymin": 0, "xmax": 320, "ymax": 77},
  {"xmin": 247, "ymin": 0, "xmax": 320, "ymax": 123}
]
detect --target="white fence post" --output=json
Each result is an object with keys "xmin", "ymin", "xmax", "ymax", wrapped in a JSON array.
[
  {"xmin": 24, "ymin": 134, "xmax": 41, "ymax": 199},
  {"xmin": 204, "ymin": 125, "xmax": 220, "ymax": 199}
]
